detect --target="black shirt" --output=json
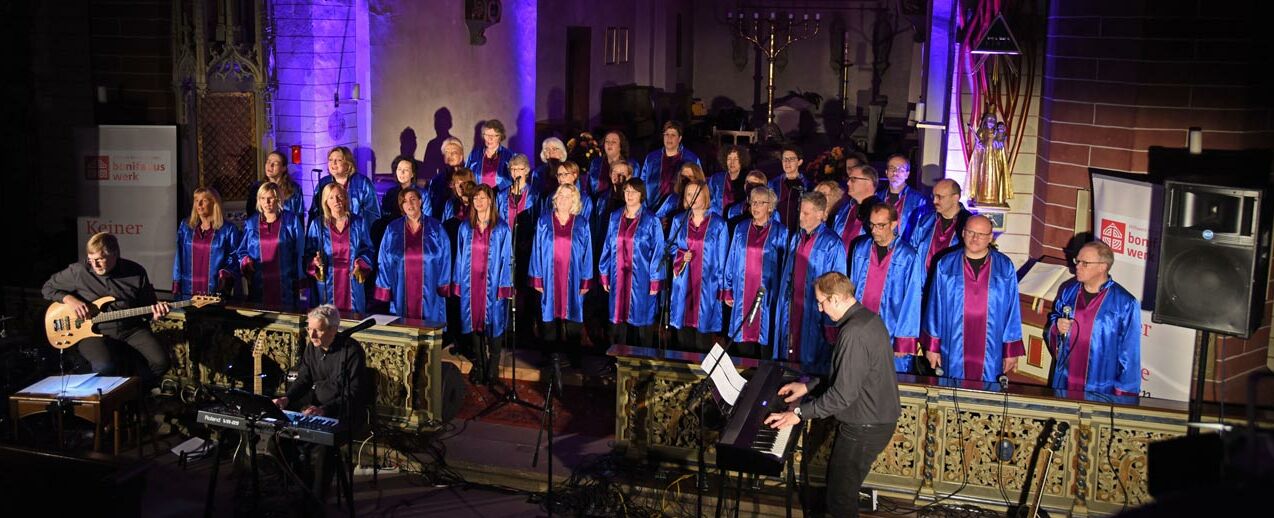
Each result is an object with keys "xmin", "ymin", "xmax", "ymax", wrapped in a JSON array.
[
  {"xmin": 285, "ymin": 336, "xmax": 367, "ymax": 419},
  {"xmin": 42, "ymin": 259, "xmax": 158, "ymax": 337},
  {"xmin": 967, "ymin": 254, "xmax": 988, "ymax": 273},
  {"xmin": 799, "ymin": 303, "xmax": 901, "ymax": 425}
]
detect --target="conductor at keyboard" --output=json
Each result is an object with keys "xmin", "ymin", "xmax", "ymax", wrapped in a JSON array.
[
  {"xmin": 764, "ymin": 272, "xmax": 900, "ymax": 518},
  {"xmin": 273, "ymin": 304, "xmax": 367, "ymax": 506}
]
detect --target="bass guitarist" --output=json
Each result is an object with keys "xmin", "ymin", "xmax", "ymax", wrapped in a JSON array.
[{"xmin": 41, "ymin": 232, "xmax": 171, "ymax": 385}]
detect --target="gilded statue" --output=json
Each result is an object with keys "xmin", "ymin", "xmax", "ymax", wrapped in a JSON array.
[{"xmin": 967, "ymin": 114, "xmax": 1013, "ymax": 208}]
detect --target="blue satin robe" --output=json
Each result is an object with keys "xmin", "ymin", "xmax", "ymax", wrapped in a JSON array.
[
  {"xmin": 667, "ymin": 212, "xmax": 729, "ymax": 333},
  {"xmin": 310, "ymin": 173, "xmax": 381, "ymax": 232},
  {"xmin": 721, "ymin": 218, "xmax": 790, "ymax": 348},
  {"xmin": 536, "ymin": 181, "xmax": 593, "ymax": 222},
  {"xmin": 1046, "ymin": 278, "xmax": 1142, "ymax": 395},
  {"xmin": 850, "ymin": 237, "xmax": 923, "ymax": 373},
  {"xmin": 775, "ymin": 224, "xmax": 847, "ymax": 374},
  {"xmin": 173, "ymin": 221, "xmax": 241, "ymax": 300},
  {"xmin": 639, "ymin": 146, "xmax": 701, "ymax": 203},
  {"xmin": 305, "ymin": 216, "xmax": 374, "ymax": 313},
  {"xmin": 453, "ymin": 219, "xmax": 514, "ymax": 336},
  {"xmin": 497, "ymin": 184, "xmax": 542, "ymax": 230},
  {"xmin": 708, "ymin": 171, "xmax": 742, "ymax": 217},
  {"xmin": 598, "ymin": 209, "xmax": 666, "ymax": 326},
  {"xmin": 877, "ymin": 184, "xmax": 931, "ymax": 238},
  {"xmin": 238, "ymin": 211, "xmax": 305, "ymax": 307},
  {"xmin": 905, "ymin": 205, "xmax": 972, "ymax": 272},
  {"xmin": 528, "ymin": 212, "xmax": 594, "ymax": 323},
  {"xmin": 465, "ymin": 146, "xmax": 515, "ymax": 192},
  {"xmin": 924, "ymin": 250, "xmax": 1024, "ymax": 382},
  {"xmin": 375, "ymin": 217, "xmax": 451, "ymax": 323}
]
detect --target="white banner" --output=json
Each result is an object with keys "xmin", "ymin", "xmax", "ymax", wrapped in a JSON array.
[
  {"xmin": 1092, "ymin": 173, "xmax": 1195, "ymax": 401},
  {"xmin": 75, "ymin": 126, "xmax": 178, "ymax": 292}
]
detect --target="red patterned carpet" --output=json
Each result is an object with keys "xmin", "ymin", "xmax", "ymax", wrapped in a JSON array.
[{"xmin": 453, "ymin": 369, "xmax": 616, "ymax": 438}]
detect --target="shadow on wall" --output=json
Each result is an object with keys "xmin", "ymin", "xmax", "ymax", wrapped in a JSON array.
[
  {"xmin": 420, "ymin": 107, "xmax": 453, "ymax": 182},
  {"xmin": 511, "ymin": 106, "xmax": 534, "ymax": 157},
  {"xmin": 356, "ymin": 146, "xmax": 376, "ymax": 177},
  {"xmin": 471, "ymin": 120, "xmax": 486, "ymax": 155},
  {"xmin": 546, "ymin": 87, "xmax": 565, "ymax": 123}
]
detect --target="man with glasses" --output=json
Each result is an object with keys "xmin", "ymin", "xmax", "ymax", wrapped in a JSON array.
[
  {"xmin": 923, "ymin": 215, "xmax": 1025, "ymax": 382},
  {"xmin": 906, "ymin": 178, "xmax": 972, "ymax": 273},
  {"xmin": 878, "ymin": 154, "xmax": 930, "ymax": 237},
  {"xmin": 721, "ymin": 186, "xmax": 789, "ymax": 358},
  {"xmin": 1045, "ymin": 241, "xmax": 1142, "ymax": 395},
  {"xmin": 777, "ymin": 192, "xmax": 848, "ymax": 375},
  {"xmin": 850, "ymin": 204, "xmax": 923, "ymax": 373},
  {"xmin": 640, "ymin": 121, "xmax": 701, "ymax": 204},
  {"xmin": 769, "ymin": 145, "xmax": 812, "ymax": 232},
  {"xmin": 765, "ymin": 271, "xmax": 899, "ymax": 518},
  {"xmin": 832, "ymin": 164, "xmax": 882, "ymax": 256}
]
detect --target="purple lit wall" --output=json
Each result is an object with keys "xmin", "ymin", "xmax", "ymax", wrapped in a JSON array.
[
  {"xmin": 368, "ymin": 0, "xmax": 537, "ymax": 181},
  {"xmin": 273, "ymin": 0, "xmax": 362, "ymax": 210}
]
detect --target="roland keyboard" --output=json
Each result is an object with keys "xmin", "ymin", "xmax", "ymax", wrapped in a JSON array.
[
  {"xmin": 714, "ymin": 362, "xmax": 804, "ymax": 477},
  {"xmin": 197, "ymin": 406, "xmax": 348, "ymax": 446}
]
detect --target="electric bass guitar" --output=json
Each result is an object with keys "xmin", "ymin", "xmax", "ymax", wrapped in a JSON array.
[{"xmin": 45, "ymin": 295, "xmax": 221, "ymax": 349}]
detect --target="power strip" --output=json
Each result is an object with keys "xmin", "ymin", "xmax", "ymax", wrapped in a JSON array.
[{"xmin": 353, "ymin": 466, "xmax": 400, "ymax": 476}]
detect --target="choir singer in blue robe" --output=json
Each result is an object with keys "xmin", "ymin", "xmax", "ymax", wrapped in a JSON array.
[
  {"xmin": 831, "ymin": 164, "xmax": 881, "ymax": 256},
  {"xmin": 465, "ymin": 119, "xmax": 514, "ymax": 191},
  {"xmin": 851, "ymin": 204, "xmax": 923, "ymax": 373},
  {"xmin": 451, "ymin": 185, "xmax": 513, "ymax": 385},
  {"xmin": 244, "ymin": 150, "xmax": 304, "ymax": 220},
  {"xmin": 923, "ymin": 215, "xmax": 1025, "ymax": 382},
  {"xmin": 599, "ymin": 178, "xmax": 664, "ymax": 347},
  {"xmin": 173, "ymin": 187, "xmax": 240, "ymax": 299},
  {"xmin": 877, "ymin": 154, "xmax": 930, "ymax": 238},
  {"xmin": 529, "ymin": 183, "xmax": 594, "ymax": 367},
  {"xmin": 310, "ymin": 146, "xmax": 380, "ymax": 233},
  {"xmin": 721, "ymin": 186, "xmax": 790, "ymax": 359},
  {"xmin": 907, "ymin": 178, "xmax": 972, "ymax": 273},
  {"xmin": 1046, "ymin": 241, "xmax": 1142, "ymax": 395},
  {"xmin": 709, "ymin": 145, "xmax": 750, "ymax": 217},
  {"xmin": 587, "ymin": 130, "xmax": 638, "ymax": 196},
  {"xmin": 667, "ymin": 181, "xmax": 728, "ymax": 352},
  {"xmin": 640, "ymin": 121, "xmax": 701, "ymax": 204},
  {"xmin": 306, "ymin": 183, "xmax": 373, "ymax": 314},
  {"xmin": 239, "ymin": 182, "xmax": 305, "ymax": 308},
  {"xmin": 769, "ymin": 146, "xmax": 812, "ymax": 232},
  {"xmin": 775, "ymin": 192, "xmax": 847, "ymax": 375},
  {"xmin": 374, "ymin": 188, "xmax": 450, "ymax": 323}
]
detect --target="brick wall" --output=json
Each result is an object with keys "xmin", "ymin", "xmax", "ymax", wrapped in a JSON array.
[
  {"xmin": 88, "ymin": 0, "xmax": 174, "ymax": 124},
  {"xmin": 273, "ymin": 0, "xmax": 361, "ymax": 211},
  {"xmin": 1032, "ymin": 0, "xmax": 1273, "ymax": 405}
]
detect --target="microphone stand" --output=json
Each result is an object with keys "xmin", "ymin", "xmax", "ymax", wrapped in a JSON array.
[
  {"xmin": 531, "ymin": 353, "xmax": 563, "ymax": 515},
  {"xmin": 474, "ymin": 227, "xmax": 542, "ymax": 418}
]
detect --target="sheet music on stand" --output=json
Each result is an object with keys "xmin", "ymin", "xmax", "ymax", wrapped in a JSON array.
[
  {"xmin": 699, "ymin": 344, "xmax": 748, "ymax": 406},
  {"xmin": 21, "ymin": 374, "xmax": 129, "ymax": 398}
]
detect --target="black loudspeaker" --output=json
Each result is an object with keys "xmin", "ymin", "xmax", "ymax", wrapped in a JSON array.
[{"xmin": 1153, "ymin": 180, "xmax": 1271, "ymax": 338}]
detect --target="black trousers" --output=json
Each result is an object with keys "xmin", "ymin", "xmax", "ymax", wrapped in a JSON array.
[
  {"xmin": 609, "ymin": 321, "xmax": 655, "ymax": 348},
  {"xmin": 674, "ymin": 327, "xmax": 713, "ymax": 352},
  {"xmin": 460, "ymin": 331, "xmax": 507, "ymax": 382},
  {"xmin": 542, "ymin": 319, "xmax": 583, "ymax": 364},
  {"xmin": 76, "ymin": 326, "xmax": 170, "ymax": 386},
  {"xmin": 825, "ymin": 421, "xmax": 895, "ymax": 517}
]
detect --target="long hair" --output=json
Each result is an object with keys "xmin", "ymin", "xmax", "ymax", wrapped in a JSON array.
[
  {"xmin": 683, "ymin": 180, "xmax": 712, "ymax": 211},
  {"xmin": 675, "ymin": 162, "xmax": 707, "ymax": 196},
  {"xmin": 470, "ymin": 184, "xmax": 500, "ymax": 227},
  {"xmin": 320, "ymin": 183, "xmax": 350, "ymax": 227},
  {"xmin": 265, "ymin": 150, "xmax": 298, "ymax": 202},
  {"xmin": 603, "ymin": 130, "xmax": 630, "ymax": 160},
  {"xmin": 188, "ymin": 187, "xmax": 225, "ymax": 230}
]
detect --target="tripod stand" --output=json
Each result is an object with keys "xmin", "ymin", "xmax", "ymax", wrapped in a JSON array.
[{"xmin": 474, "ymin": 220, "xmax": 542, "ymax": 419}]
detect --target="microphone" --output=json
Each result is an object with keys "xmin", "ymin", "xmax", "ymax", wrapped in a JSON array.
[
  {"xmin": 549, "ymin": 353, "xmax": 564, "ymax": 396},
  {"xmin": 747, "ymin": 287, "xmax": 766, "ymax": 326},
  {"xmin": 337, "ymin": 316, "xmax": 378, "ymax": 341},
  {"xmin": 934, "ymin": 366, "xmax": 944, "ymax": 377},
  {"xmin": 997, "ymin": 374, "xmax": 1010, "ymax": 387}
]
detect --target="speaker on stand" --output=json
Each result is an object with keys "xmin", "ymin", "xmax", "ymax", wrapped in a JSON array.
[{"xmin": 1149, "ymin": 147, "xmax": 1273, "ymax": 436}]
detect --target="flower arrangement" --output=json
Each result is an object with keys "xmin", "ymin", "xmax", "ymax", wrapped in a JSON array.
[
  {"xmin": 566, "ymin": 132, "xmax": 601, "ymax": 169},
  {"xmin": 803, "ymin": 145, "xmax": 847, "ymax": 181}
]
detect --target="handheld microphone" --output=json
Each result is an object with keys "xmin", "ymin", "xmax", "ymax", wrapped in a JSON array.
[
  {"xmin": 934, "ymin": 366, "xmax": 944, "ymax": 377},
  {"xmin": 997, "ymin": 374, "xmax": 1010, "ymax": 387},
  {"xmin": 747, "ymin": 287, "xmax": 766, "ymax": 326}
]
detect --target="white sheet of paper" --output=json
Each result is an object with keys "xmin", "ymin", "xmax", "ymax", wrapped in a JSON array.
[
  {"xmin": 367, "ymin": 314, "xmax": 400, "ymax": 326},
  {"xmin": 20, "ymin": 374, "xmax": 128, "ymax": 397},
  {"xmin": 700, "ymin": 343, "xmax": 748, "ymax": 406}
]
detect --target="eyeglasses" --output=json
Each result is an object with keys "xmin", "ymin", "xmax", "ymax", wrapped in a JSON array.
[
  {"xmin": 1073, "ymin": 258, "xmax": 1107, "ymax": 268},
  {"xmin": 781, "ymin": 156, "xmax": 800, "ymax": 163},
  {"xmin": 816, "ymin": 295, "xmax": 832, "ymax": 308},
  {"xmin": 886, "ymin": 166, "xmax": 908, "ymax": 173},
  {"xmin": 750, "ymin": 200, "xmax": 772, "ymax": 206},
  {"xmin": 482, "ymin": 132, "xmax": 500, "ymax": 139},
  {"xmin": 868, "ymin": 222, "xmax": 892, "ymax": 230},
  {"xmin": 846, "ymin": 176, "xmax": 871, "ymax": 183},
  {"xmin": 963, "ymin": 229, "xmax": 993, "ymax": 240}
]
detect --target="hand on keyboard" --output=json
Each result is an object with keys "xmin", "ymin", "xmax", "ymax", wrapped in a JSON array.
[
  {"xmin": 302, "ymin": 405, "xmax": 324, "ymax": 417},
  {"xmin": 764, "ymin": 410, "xmax": 800, "ymax": 430}
]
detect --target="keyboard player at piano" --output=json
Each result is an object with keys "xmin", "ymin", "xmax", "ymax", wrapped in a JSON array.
[
  {"xmin": 272, "ymin": 304, "xmax": 367, "ymax": 507},
  {"xmin": 764, "ymin": 272, "xmax": 900, "ymax": 518}
]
